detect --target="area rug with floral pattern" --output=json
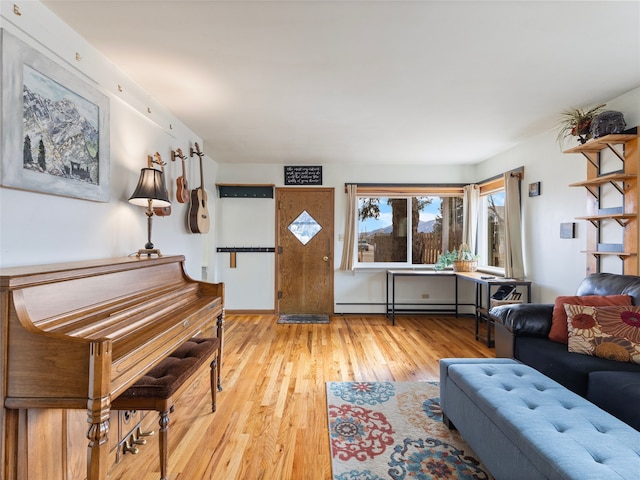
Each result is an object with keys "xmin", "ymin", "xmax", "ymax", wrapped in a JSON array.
[{"xmin": 326, "ymin": 381, "xmax": 492, "ymax": 480}]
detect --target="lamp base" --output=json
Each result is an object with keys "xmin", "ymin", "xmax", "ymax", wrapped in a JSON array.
[{"xmin": 136, "ymin": 248, "xmax": 162, "ymax": 257}]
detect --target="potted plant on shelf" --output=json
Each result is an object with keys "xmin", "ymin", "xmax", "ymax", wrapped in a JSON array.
[
  {"xmin": 434, "ymin": 243, "xmax": 479, "ymax": 272},
  {"xmin": 556, "ymin": 103, "xmax": 606, "ymax": 147},
  {"xmin": 433, "ymin": 250, "xmax": 457, "ymax": 271}
]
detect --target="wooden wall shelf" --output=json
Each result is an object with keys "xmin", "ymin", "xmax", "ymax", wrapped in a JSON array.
[
  {"xmin": 563, "ymin": 132, "xmax": 638, "ymax": 154},
  {"xmin": 575, "ymin": 213, "xmax": 636, "ymax": 227},
  {"xmin": 565, "ymin": 128, "xmax": 638, "ymax": 275}
]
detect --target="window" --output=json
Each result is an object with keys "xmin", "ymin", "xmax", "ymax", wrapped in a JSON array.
[
  {"xmin": 356, "ymin": 192, "xmax": 463, "ymax": 266},
  {"xmin": 478, "ymin": 179, "xmax": 506, "ymax": 270}
]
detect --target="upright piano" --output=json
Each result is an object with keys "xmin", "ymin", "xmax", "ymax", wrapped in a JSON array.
[{"xmin": 0, "ymin": 255, "xmax": 224, "ymax": 480}]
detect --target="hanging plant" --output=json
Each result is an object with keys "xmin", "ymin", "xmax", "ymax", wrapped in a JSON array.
[{"xmin": 556, "ymin": 104, "xmax": 606, "ymax": 147}]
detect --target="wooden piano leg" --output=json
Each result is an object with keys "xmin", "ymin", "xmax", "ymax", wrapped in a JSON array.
[
  {"xmin": 3, "ymin": 408, "xmax": 22, "ymax": 480},
  {"xmin": 86, "ymin": 399, "xmax": 110, "ymax": 480},
  {"xmin": 87, "ymin": 340, "xmax": 112, "ymax": 480},
  {"xmin": 216, "ymin": 311, "xmax": 225, "ymax": 391}
]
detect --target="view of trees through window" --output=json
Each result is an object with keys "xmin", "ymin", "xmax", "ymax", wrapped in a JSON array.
[
  {"xmin": 357, "ymin": 196, "xmax": 463, "ymax": 265},
  {"xmin": 484, "ymin": 191, "xmax": 506, "ymax": 268}
]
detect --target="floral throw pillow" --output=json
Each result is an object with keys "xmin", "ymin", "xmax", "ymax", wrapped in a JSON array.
[
  {"xmin": 564, "ymin": 304, "xmax": 640, "ymax": 364},
  {"xmin": 549, "ymin": 294, "xmax": 632, "ymax": 344}
]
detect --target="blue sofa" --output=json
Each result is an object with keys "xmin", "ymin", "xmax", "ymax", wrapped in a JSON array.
[{"xmin": 490, "ymin": 272, "xmax": 640, "ymax": 430}]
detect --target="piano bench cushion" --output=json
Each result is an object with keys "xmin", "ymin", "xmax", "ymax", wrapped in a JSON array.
[{"xmin": 117, "ymin": 337, "xmax": 220, "ymax": 401}]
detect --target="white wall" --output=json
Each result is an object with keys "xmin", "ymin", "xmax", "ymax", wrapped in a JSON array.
[
  {"xmin": 215, "ymin": 89, "xmax": 640, "ymax": 311},
  {"xmin": 215, "ymin": 162, "xmax": 479, "ymax": 311},
  {"xmin": 0, "ymin": 1, "xmax": 217, "ymax": 279}
]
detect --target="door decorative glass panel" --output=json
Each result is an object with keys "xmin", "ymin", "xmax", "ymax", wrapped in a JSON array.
[{"xmin": 288, "ymin": 210, "xmax": 322, "ymax": 245}]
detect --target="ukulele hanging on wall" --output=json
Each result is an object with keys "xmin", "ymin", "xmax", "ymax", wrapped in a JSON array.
[
  {"xmin": 188, "ymin": 142, "xmax": 210, "ymax": 234},
  {"xmin": 172, "ymin": 148, "xmax": 189, "ymax": 204}
]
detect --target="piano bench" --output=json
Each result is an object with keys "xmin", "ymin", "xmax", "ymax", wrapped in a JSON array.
[{"xmin": 112, "ymin": 336, "xmax": 220, "ymax": 480}]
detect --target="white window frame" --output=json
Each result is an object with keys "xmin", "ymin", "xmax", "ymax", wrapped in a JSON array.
[
  {"xmin": 477, "ymin": 179, "xmax": 506, "ymax": 274},
  {"xmin": 353, "ymin": 186, "xmax": 464, "ymax": 269}
]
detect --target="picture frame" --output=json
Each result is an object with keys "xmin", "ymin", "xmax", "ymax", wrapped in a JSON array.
[
  {"xmin": 560, "ymin": 222, "xmax": 576, "ymax": 239},
  {"xmin": 528, "ymin": 181, "xmax": 541, "ymax": 197},
  {"xmin": 1, "ymin": 29, "xmax": 110, "ymax": 202}
]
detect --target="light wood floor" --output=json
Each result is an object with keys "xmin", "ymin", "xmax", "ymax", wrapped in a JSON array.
[{"xmin": 108, "ymin": 314, "xmax": 494, "ymax": 480}]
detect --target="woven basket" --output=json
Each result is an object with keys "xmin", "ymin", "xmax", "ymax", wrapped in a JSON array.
[
  {"xmin": 452, "ymin": 259, "xmax": 478, "ymax": 272},
  {"xmin": 452, "ymin": 243, "xmax": 478, "ymax": 272}
]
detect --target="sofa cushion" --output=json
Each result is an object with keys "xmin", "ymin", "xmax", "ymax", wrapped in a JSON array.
[
  {"xmin": 576, "ymin": 272, "xmax": 640, "ymax": 304},
  {"xmin": 549, "ymin": 294, "xmax": 632, "ymax": 344},
  {"xmin": 514, "ymin": 336, "xmax": 640, "ymax": 396},
  {"xmin": 565, "ymin": 304, "xmax": 640, "ymax": 364},
  {"xmin": 588, "ymin": 371, "xmax": 640, "ymax": 430}
]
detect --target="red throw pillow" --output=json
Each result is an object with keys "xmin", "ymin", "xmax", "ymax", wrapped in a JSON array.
[{"xmin": 549, "ymin": 294, "xmax": 632, "ymax": 344}]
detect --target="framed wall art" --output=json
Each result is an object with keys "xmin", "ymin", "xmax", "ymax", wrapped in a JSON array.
[
  {"xmin": 1, "ymin": 29, "xmax": 110, "ymax": 202},
  {"xmin": 560, "ymin": 222, "xmax": 576, "ymax": 239},
  {"xmin": 284, "ymin": 165, "xmax": 323, "ymax": 186},
  {"xmin": 528, "ymin": 181, "xmax": 541, "ymax": 197}
]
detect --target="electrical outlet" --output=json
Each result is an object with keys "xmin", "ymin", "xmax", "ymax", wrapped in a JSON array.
[{"xmin": 421, "ymin": 293, "xmax": 430, "ymax": 299}]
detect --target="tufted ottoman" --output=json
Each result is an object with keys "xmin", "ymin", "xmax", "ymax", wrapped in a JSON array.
[{"xmin": 440, "ymin": 358, "xmax": 640, "ymax": 480}]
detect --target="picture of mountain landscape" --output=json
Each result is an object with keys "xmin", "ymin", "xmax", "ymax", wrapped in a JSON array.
[
  {"xmin": 22, "ymin": 64, "xmax": 100, "ymax": 185},
  {"xmin": 1, "ymin": 29, "xmax": 109, "ymax": 202}
]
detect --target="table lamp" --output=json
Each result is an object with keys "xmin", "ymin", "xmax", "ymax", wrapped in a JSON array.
[{"xmin": 129, "ymin": 168, "xmax": 171, "ymax": 256}]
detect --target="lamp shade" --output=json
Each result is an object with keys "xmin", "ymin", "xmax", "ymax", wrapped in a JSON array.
[{"xmin": 128, "ymin": 168, "xmax": 171, "ymax": 207}]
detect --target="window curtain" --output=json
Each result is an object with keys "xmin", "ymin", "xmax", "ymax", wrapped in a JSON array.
[
  {"xmin": 339, "ymin": 184, "xmax": 357, "ymax": 271},
  {"xmin": 462, "ymin": 184, "xmax": 479, "ymax": 254},
  {"xmin": 503, "ymin": 173, "xmax": 525, "ymax": 279}
]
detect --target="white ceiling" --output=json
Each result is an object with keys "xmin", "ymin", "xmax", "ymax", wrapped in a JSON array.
[{"xmin": 42, "ymin": 1, "xmax": 640, "ymax": 166}]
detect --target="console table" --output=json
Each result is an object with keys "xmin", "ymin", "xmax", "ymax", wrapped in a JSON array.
[
  {"xmin": 386, "ymin": 270, "xmax": 461, "ymax": 325},
  {"xmin": 385, "ymin": 270, "xmax": 532, "ymax": 345},
  {"xmin": 456, "ymin": 272, "xmax": 532, "ymax": 347}
]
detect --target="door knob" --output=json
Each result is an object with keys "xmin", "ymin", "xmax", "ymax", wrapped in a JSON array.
[{"xmin": 323, "ymin": 256, "xmax": 329, "ymax": 262}]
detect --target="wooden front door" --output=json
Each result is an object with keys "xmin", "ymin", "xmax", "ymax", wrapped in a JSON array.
[{"xmin": 276, "ymin": 188, "xmax": 334, "ymax": 314}]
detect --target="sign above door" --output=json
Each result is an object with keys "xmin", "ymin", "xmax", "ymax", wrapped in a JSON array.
[{"xmin": 284, "ymin": 166, "xmax": 322, "ymax": 186}]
